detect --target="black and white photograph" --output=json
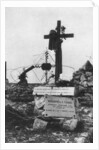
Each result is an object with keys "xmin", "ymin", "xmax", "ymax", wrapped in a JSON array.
[
  {"xmin": 5, "ymin": 5, "xmax": 93, "ymax": 143},
  {"xmin": 1, "ymin": 1, "xmax": 98, "ymax": 147}
]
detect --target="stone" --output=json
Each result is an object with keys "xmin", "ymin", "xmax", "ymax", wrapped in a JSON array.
[
  {"xmin": 80, "ymin": 74, "xmax": 86, "ymax": 82},
  {"xmin": 62, "ymin": 139, "xmax": 69, "ymax": 143},
  {"xmin": 63, "ymin": 118, "xmax": 78, "ymax": 131},
  {"xmin": 74, "ymin": 98, "xmax": 79, "ymax": 107},
  {"xmin": 80, "ymin": 107, "xmax": 84, "ymax": 111},
  {"xmin": 80, "ymin": 96, "xmax": 91, "ymax": 101},
  {"xmin": 69, "ymin": 119, "xmax": 78, "ymax": 131},
  {"xmin": 65, "ymin": 139, "xmax": 69, "ymax": 143},
  {"xmin": 85, "ymin": 72, "xmax": 92, "ymax": 77},
  {"xmin": 84, "ymin": 93, "xmax": 93, "ymax": 101},
  {"xmin": 80, "ymin": 132, "xmax": 88, "ymax": 137},
  {"xmin": 74, "ymin": 75, "xmax": 81, "ymax": 80},
  {"xmin": 81, "ymin": 81, "xmax": 88, "ymax": 87},
  {"xmin": 35, "ymin": 96, "xmax": 45, "ymax": 109},
  {"xmin": 5, "ymin": 99, "xmax": 16, "ymax": 106},
  {"xmin": 33, "ymin": 105, "xmax": 44, "ymax": 116},
  {"xmin": 78, "ymin": 85, "xmax": 85, "ymax": 93},
  {"xmin": 88, "ymin": 128, "xmax": 93, "ymax": 143},
  {"xmin": 29, "ymin": 137, "xmax": 35, "ymax": 142},
  {"xmin": 26, "ymin": 127, "xmax": 34, "ymax": 131},
  {"xmin": 81, "ymin": 60, "xmax": 93, "ymax": 72},
  {"xmin": 52, "ymin": 132, "xmax": 58, "ymax": 136},
  {"xmin": 33, "ymin": 118, "xmax": 47, "ymax": 131},
  {"xmin": 83, "ymin": 108, "xmax": 89, "ymax": 113},
  {"xmin": 87, "ymin": 76, "xmax": 93, "ymax": 81},
  {"xmin": 74, "ymin": 137, "xmax": 86, "ymax": 143},
  {"xmin": 88, "ymin": 112, "xmax": 93, "ymax": 118},
  {"xmin": 87, "ymin": 81, "xmax": 93, "ymax": 87}
]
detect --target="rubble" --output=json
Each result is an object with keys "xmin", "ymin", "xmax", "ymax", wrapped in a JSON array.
[
  {"xmin": 72, "ymin": 60, "xmax": 93, "ymax": 106},
  {"xmin": 35, "ymin": 96, "xmax": 46, "ymax": 109},
  {"xmin": 5, "ymin": 60, "xmax": 93, "ymax": 143},
  {"xmin": 33, "ymin": 105, "xmax": 44, "ymax": 116},
  {"xmin": 62, "ymin": 118, "xmax": 78, "ymax": 131},
  {"xmin": 74, "ymin": 137, "xmax": 86, "ymax": 143},
  {"xmin": 80, "ymin": 132, "xmax": 89, "ymax": 137},
  {"xmin": 33, "ymin": 118, "xmax": 48, "ymax": 131},
  {"xmin": 74, "ymin": 131, "xmax": 92, "ymax": 143},
  {"xmin": 5, "ymin": 83, "xmax": 34, "ymax": 102}
]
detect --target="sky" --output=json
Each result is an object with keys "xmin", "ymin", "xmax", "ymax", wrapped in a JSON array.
[{"xmin": 5, "ymin": 7, "xmax": 93, "ymax": 83}]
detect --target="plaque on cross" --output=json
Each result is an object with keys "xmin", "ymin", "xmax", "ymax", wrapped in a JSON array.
[{"xmin": 44, "ymin": 20, "xmax": 74, "ymax": 83}]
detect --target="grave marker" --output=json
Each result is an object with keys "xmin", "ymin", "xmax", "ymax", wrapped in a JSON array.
[{"xmin": 44, "ymin": 96, "xmax": 75, "ymax": 117}]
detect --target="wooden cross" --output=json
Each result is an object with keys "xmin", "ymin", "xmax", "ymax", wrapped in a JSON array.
[{"xmin": 44, "ymin": 20, "xmax": 74, "ymax": 83}]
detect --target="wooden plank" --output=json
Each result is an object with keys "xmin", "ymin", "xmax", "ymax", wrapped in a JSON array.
[
  {"xmin": 44, "ymin": 96, "xmax": 75, "ymax": 117},
  {"xmin": 33, "ymin": 86, "xmax": 74, "ymax": 96},
  {"xmin": 44, "ymin": 35, "xmax": 50, "ymax": 39},
  {"xmin": 60, "ymin": 34, "xmax": 74, "ymax": 38}
]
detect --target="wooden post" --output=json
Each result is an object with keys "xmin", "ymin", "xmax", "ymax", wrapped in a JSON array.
[
  {"xmin": 45, "ymin": 51, "xmax": 48, "ymax": 84},
  {"xmin": 5, "ymin": 61, "xmax": 7, "ymax": 80},
  {"xmin": 55, "ymin": 20, "xmax": 62, "ymax": 83}
]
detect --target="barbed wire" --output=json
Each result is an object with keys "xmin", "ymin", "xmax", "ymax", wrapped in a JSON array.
[
  {"xmin": 63, "ymin": 65, "xmax": 75, "ymax": 71},
  {"xmin": 10, "ymin": 71, "xmax": 18, "ymax": 83},
  {"xmin": 6, "ymin": 49, "xmax": 76, "ymax": 83},
  {"xmin": 32, "ymin": 70, "xmax": 41, "ymax": 83},
  {"xmin": 7, "ymin": 65, "xmax": 30, "ymax": 71}
]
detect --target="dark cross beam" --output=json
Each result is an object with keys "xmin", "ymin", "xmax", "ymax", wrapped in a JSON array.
[{"xmin": 44, "ymin": 20, "xmax": 74, "ymax": 83}]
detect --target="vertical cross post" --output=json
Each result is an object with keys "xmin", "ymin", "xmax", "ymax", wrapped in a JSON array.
[
  {"xmin": 5, "ymin": 61, "xmax": 7, "ymax": 80},
  {"xmin": 55, "ymin": 20, "xmax": 62, "ymax": 83},
  {"xmin": 45, "ymin": 51, "xmax": 48, "ymax": 83},
  {"xmin": 57, "ymin": 20, "xmax": 61, "ymax": 35}
]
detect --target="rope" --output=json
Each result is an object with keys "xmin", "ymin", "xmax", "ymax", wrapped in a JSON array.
[{"xmin": 7, "ymin": 65, "xmax": 30, "ymax": 71}]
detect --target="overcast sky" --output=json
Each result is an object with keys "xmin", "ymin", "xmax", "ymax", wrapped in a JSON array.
[{"xmin": 5, "ymin": 7, "xmax": 93, "ymax": 83}]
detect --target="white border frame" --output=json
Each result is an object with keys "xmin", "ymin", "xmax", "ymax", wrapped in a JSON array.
[{"xmin": 0, "ymin": 1, "xmax": 98, "ymax": 150}]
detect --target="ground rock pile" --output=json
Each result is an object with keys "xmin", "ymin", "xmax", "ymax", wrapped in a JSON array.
[
  {"xmin": 5, "ymin": 83, "xmax": 34, "ymax": 102},
  {"xmin": 72, "ymin": 60, "xmax": 93, "ymax": 106},
  {"xmin": 5, "ymin": 60, "xmax": 93, "ymax": 143}
]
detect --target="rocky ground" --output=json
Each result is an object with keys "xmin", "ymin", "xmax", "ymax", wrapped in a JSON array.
[
  {"xmin": 5, "ymin": 61, "xmax": 93, "ymax": 143},
  {"xmin": 5, "ymin": 101, "xmax": 93, "ymax": 143}
]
